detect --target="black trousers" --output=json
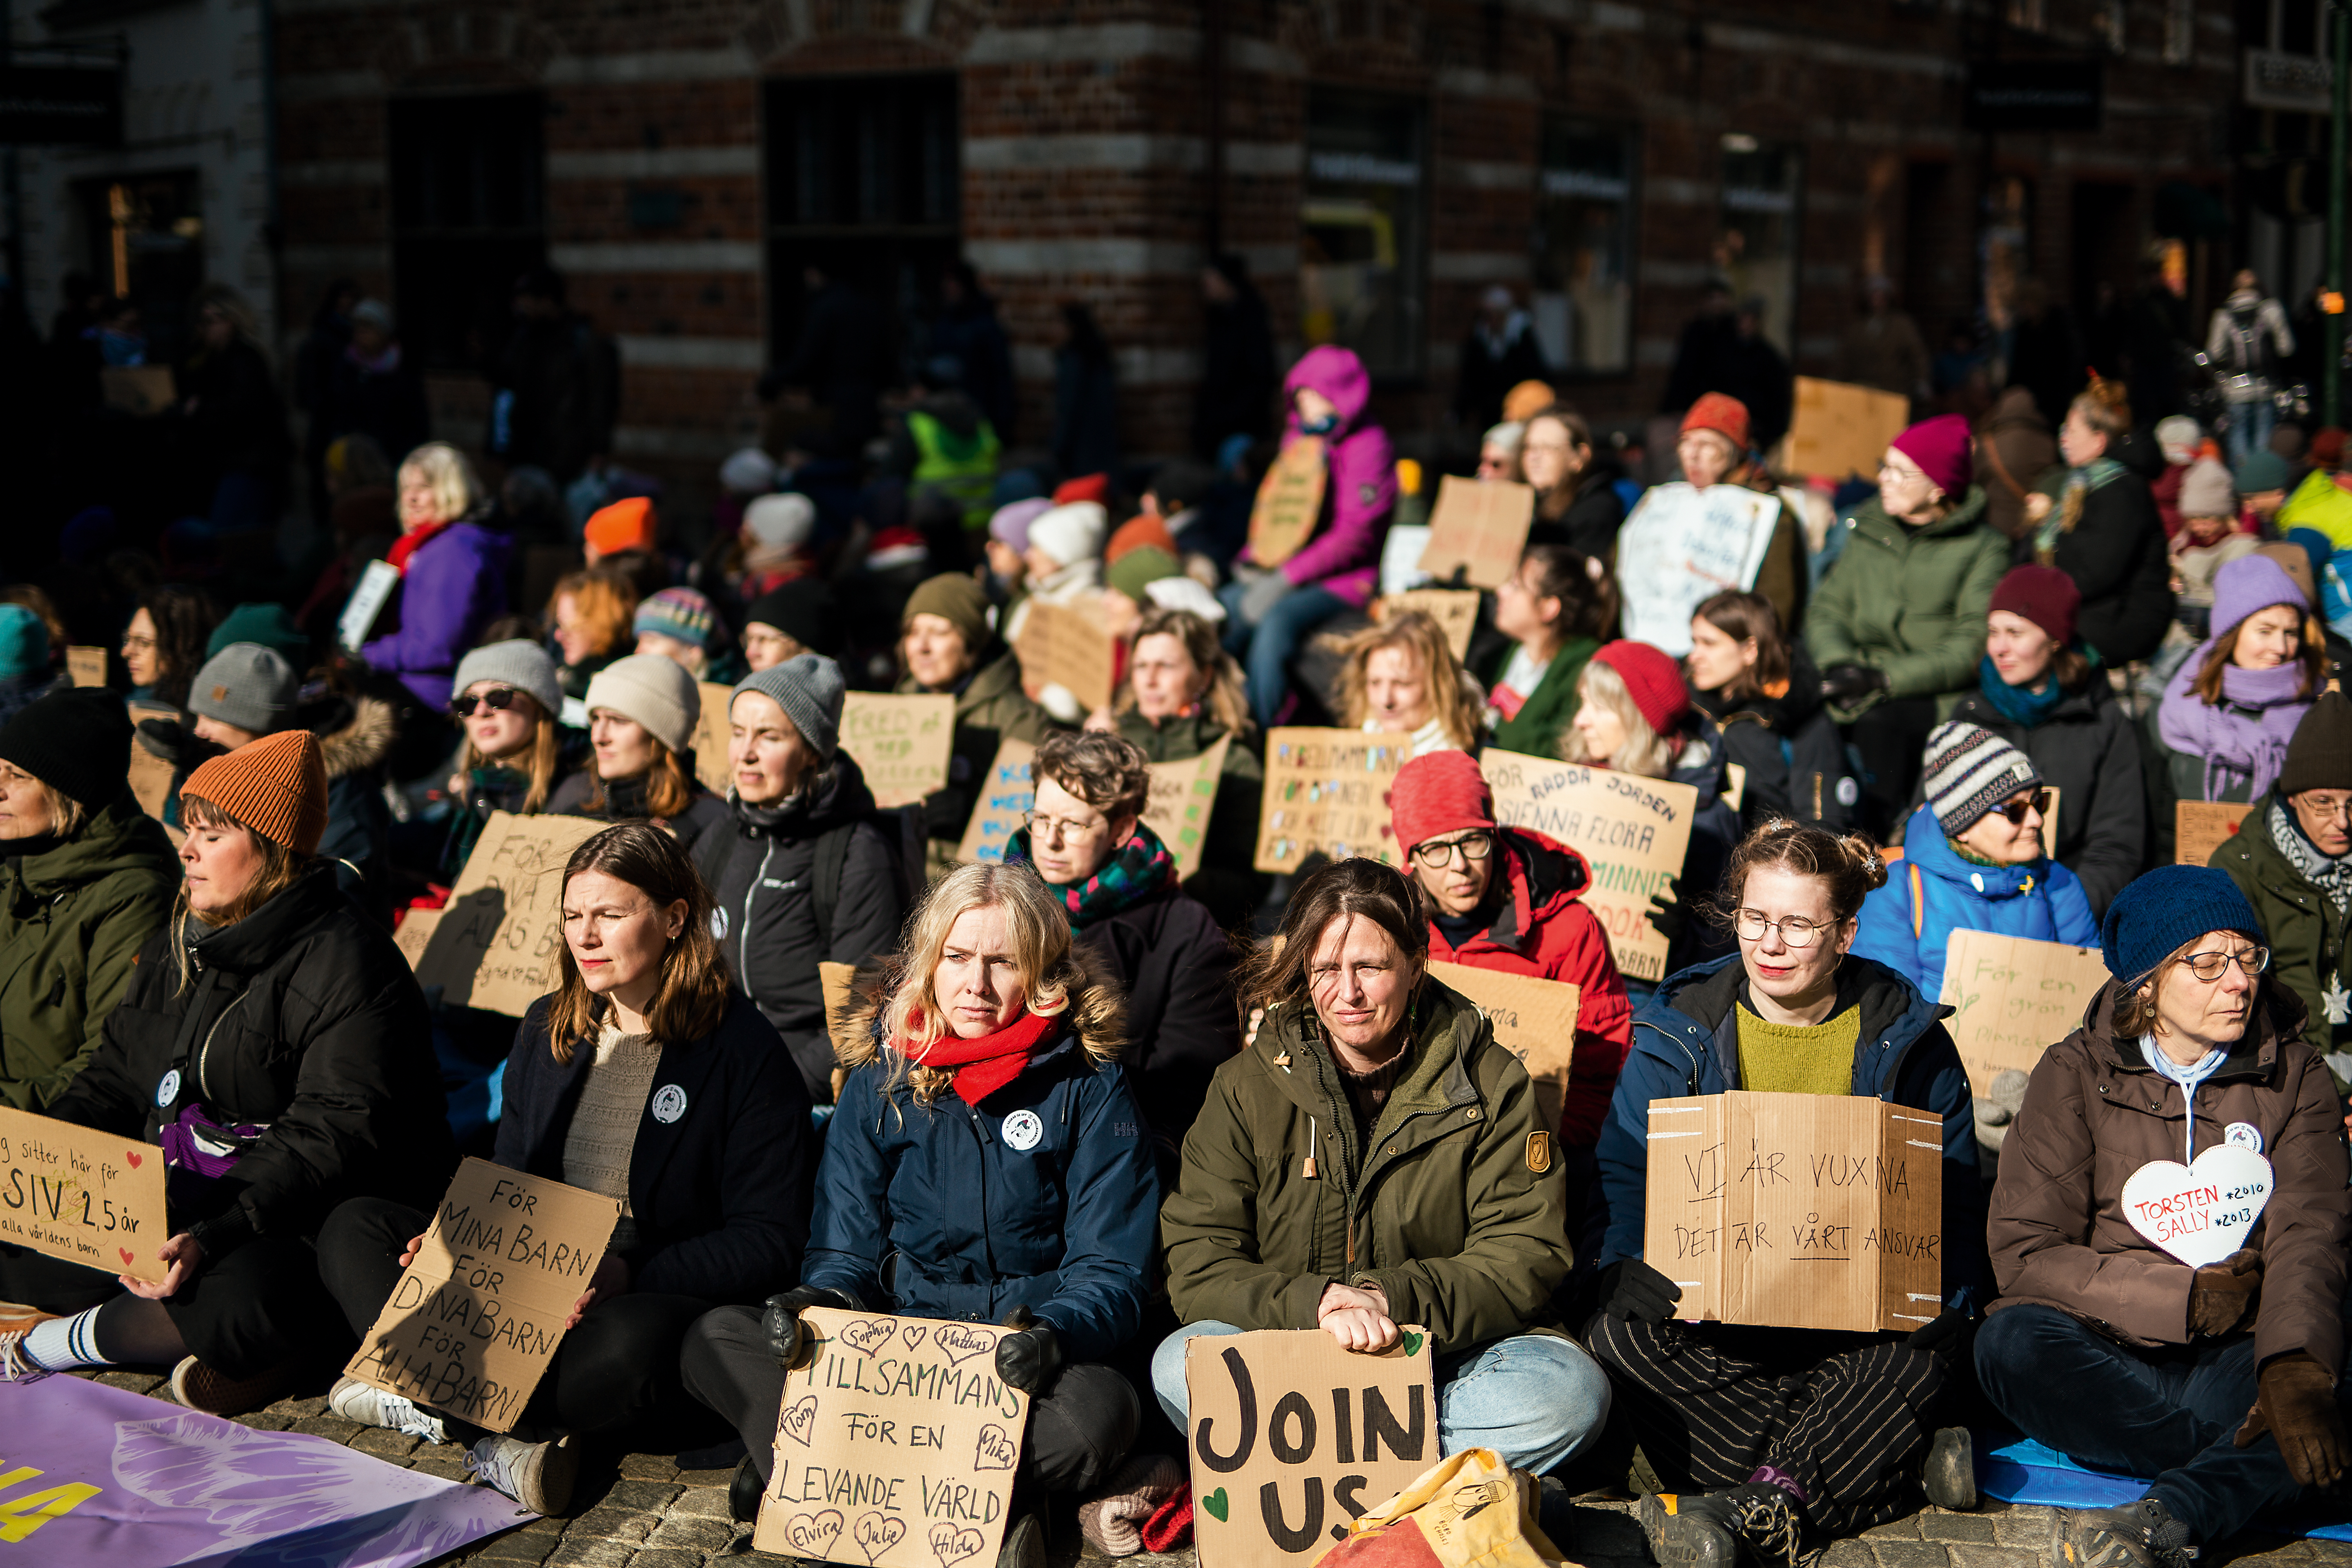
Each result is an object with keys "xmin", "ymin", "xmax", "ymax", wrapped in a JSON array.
[
  {"xmin": 316, "ymin": 1196, "xmax": 710, "ymax": 1442},
  {"xmin": 1846, "ymin": 696, "xmax": 1942, "ymax": 842},
  {"xmin": 681, "ymin": 1303, "xmax": 1140, "ymax": 1495},
  {"xmin": 1587, "ymin": 1313, "xmax": 1947, "ymax": 1533},
  {"xmin": 0, "ymin": 1235, "xmax": 334, "ymax": 1379}
]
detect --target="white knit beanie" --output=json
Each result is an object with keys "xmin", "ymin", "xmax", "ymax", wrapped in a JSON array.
[
  {"xmin": 1027, "ymin": 501, "xmax": 1109, "ymax": 568},
  {"xmin": 720, "ymin": 447, "xmax": 778, "ymax": 495},
  {"xmin": 583, "ymin": 653, "xmax": 700, "ymax": 753},
  {"xmin": 744, "ymin": 492, "xmax": 816, "ymax": 551}
]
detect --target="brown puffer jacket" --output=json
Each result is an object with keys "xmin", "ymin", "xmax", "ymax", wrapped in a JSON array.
[{"xmin": 1987, "ymin": 978, "xmax": 2350, "ymax": 1374}]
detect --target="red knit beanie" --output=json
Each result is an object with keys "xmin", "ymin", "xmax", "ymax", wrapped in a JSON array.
[
  {"xmin": 1591, "ymin": 641, "xmax": 1690, "ymax": 737},
  {"xmin": 1389, "ymin": 751, "xmax": 1495, "ymax": 855},
  {"xmin": 1053, "ymin": 473, "xmax": 1110, "ymax": 505},
  {"xmin": 1890, "ymin": 413, "xmax": 1975, "ymax": 498},
  {"xmin": 1988, "ymin": 564, "xmax": 2080, "ymax": 646},
  {"xmin": 1680, "ymin": 393, "xmax": 1751, "ymax": 451}
]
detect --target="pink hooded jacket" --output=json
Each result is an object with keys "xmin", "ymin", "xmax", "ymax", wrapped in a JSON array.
[{"xmin": 1244, "ymin": 344, "xmax": 1395, "ymax": 607}]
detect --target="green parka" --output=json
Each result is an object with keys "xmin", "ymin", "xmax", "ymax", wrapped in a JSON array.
[
  {"xmin": 2211, "ymin": 792, "xmax": 2352, "ymax": 1093},
  {"xmin": 1160, "ymin": 978, "xmax": 1572, "ymax": 1356},
  {"xmin": 0, "ymin": 792, "xmax": 180, "ymax": 1110},
  {"xmin": 1805, "ymin": 486, "xmax": 2008, "ymax": 721}
]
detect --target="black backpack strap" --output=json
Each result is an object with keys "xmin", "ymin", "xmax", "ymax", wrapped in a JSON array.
[{"xmin": 812, "ymin": 819, "xmax": 857, "ymax": 953}]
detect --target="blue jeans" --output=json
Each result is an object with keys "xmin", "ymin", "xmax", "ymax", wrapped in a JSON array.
[
  {"xmin": 1219, "ymin": 581, "xmax": 1350, "ymax": 728},
  {"xmin": 2225, "ymin": 398, "xmax": 2276, "ymax": 469},
  {"xmin": 1149, "ymin": 1319, "xmax": 1611, "ymax": 1476}
]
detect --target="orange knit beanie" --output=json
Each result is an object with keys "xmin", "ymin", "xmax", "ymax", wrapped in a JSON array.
[{"xmin": 182, "ymin": 730, "xmax": 329, "ymax": 855}]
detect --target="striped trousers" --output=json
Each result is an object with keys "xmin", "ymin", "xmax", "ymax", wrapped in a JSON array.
[{"xmin": 1586, "ymin": 1314, "xmax": 1948, "ymax": 1533}]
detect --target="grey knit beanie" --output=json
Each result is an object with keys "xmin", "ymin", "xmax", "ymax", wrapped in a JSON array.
[
  {"xmin": 582, "ymin": 653, "xmax": 699, "ymax": 753},
  {"xmin": 734, "ymin": 653, "xmax": 846, "ymax": 765},
  {"xmin": 451, "ymin": 639, "xmax": 564, "ymax": 719},
  {"xmin": 188, "ymin": 642, "xmax": 299, "ymax": 735},
  {"xmin": 2178, "ymin": 458, "xmax": 2238, "ymax": 521}
]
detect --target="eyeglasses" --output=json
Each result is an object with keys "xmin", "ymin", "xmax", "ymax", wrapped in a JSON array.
[
  {"xmin": 2178, "ymin": 947, "xmax": 2270, "ymax": 982},
  {"xmin": 1411, "ymin": 832, "xmax": 1494, "ymax": 870},
  {"xmin": 450, "ymin": 687, "xmax": 523, "ymax": 719},
  {"xmin": 1734, "ymin": 909, "xmax": 1834, "ymax": 947},
  {"xmin": 1991, "ymin": 788, "xmax": 2054, "ymax": 826},
  {"xmin": 1024, "ymin": 810, "xmax": 1105, "ymax": 842},
  {"xmin": 122, "ymin": 633, "xmax": 156, "ymax": 652}
]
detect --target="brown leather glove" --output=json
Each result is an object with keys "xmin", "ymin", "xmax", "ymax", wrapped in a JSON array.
[
  {"xmin": 2187, "ymin": 1248, "xmax": 2262, "ymax": 1336},
  {"xmin": 2234, "ymin": 1353, "xmax": 2349, "ymax": 1488}
]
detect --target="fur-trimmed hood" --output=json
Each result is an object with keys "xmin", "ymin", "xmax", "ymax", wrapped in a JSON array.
[
  {"xmin": 309, "ymin": 693, "xmax": 397, "ymax": 782},
  {"xmin": 834, "ymin": 944, "xmax": 1127, "ymax": 1074}
]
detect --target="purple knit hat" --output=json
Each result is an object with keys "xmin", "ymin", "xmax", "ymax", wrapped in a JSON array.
[
  {"xmin": 2211, "ymin": 554, "xmax": 2308, "ymax": 638},
  {"xmin": 989, "ymin": 499, "xmax": 1054, "ymax": 554}
]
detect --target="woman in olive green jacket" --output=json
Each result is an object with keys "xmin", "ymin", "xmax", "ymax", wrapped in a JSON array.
[
  {"xmin": 1153, "ymin": 857, "xmax": 1606, "ymax": 1475},
  {"xmin": 895, "ymin": 572, "xmax": 1059, "ymax": 876},
  {"xmin": 0, "ymin": 689, "xmax": 180, "ymax": 1109}
]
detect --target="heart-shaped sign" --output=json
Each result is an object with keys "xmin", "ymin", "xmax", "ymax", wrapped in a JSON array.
[
  {"xmin": 901, "ymin": 1324, "xmax": 929, "ymax": 1352},
  {"xmin": 2119, "ymin": 1145, "xmax": 2272, "ymax": 1267},
  {"xmin": 1202, "ymin": 1487, "xmax": 1230, "ymax": 1522},
  {"xmin": 124, "ymin": 1150, "xmax": 141, "ymax": 1168},
  {"xmin": 929, "ymin": 1523, "xmax": 985, "ymax": 1568},
  {"xmin": 837, "ymin": 1318, "xmax": 896, "ymax": 1357},
  {"xmin": 933, "ymin": 1323, "xmax": 996, "ymax": 1364},
  {"xmin": 786, "ymin": 1510, "xmax": 846, "ymax": 1557},
  {"xmin": 117, "ymin": 1247, "xmax": 136, "ymax": 1267},
  {"xmin": 1401, "ymin": 1331, "xmax": 1424, "ymax": 1358},
  {"xmin": 778, "ymin": 1394, "xmax": 820, "ymax": 1447},
  {"xmin": 854, "ymin": 1512, "xmax": 909, "ymax": 1564},
  {"xmin": 972, "ymin": 1422, "xmax": 1018, "ymax": 1471}
]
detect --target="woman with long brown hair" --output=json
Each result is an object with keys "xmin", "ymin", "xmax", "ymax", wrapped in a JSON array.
[
  {"xmin": 2157, "ymin": 554, "xmax": 2323, "ymax": 806},
  {"xmin": 1329, "ymin": 608, "xmax": 1483, "ymax": 755},
  {"xmin": 1482, "ymin": 543, "xmax": 1618, "ymax": 757},
  {"xmin": 1686, "ymin": 590, "xmax": 1854, "ymax": 831},
  {"xmin": 317, "ymin": 822, "xmax": 813, "ymax": 1517},
  {"xmin": 549, "ymin": 652, "xmax": 728, "ymax": 847},
  {"xmin": 441, "ymin": 638, "xmax": 577, "ymax": 873}
]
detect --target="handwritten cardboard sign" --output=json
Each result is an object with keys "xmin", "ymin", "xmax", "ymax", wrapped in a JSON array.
[
  {"xmin": 1252, "ymin": 728, "xmax": 1406, "ymax": 874},
  {"xmin": 1015, "ymin": 597, "xmax": 1118, "ymax": 715},
  {"xmin": 957, "ymin": 739, "xmax": 1039, "ymax": 866},
  {"xmin": 0, "ymin": 1107, "xmax": 168, "ymax": 1284},
  {"xmin": 843, "ymin": 694, "xmax": 957, "ymax": 809},
  {"xmin": 2178, "ymin": 800, "xmax": 2255, "ymax": 866},
  {"xmin": 127, "ymin": 733, "xmax": 174, "ymax": 822},
  {"xmin": 1372, "ymin": 590, "xmax": 1479, "ymax": 662},
  {"xmin": 693, "ymin": 681, "xmax": 737, "ymax": 795},
  {"xmin": 1643, "ymin": 1091, "xmax": 1945, "ymax": 1333},
  {"xmin": 394, "ymin": 906, "xmax": 445, "ymax": 970},
  {"xmin": 66, "ymin": 646, "xmax": 107, "ymax": 688},
  {"xmin": 1773, "ymin": 376, "xmax": 1912, "ymax": 483},
  {"xmin": 345, "ymin": 1158, "xmax": 619, "ymax": 1433},
  {"xmin": 1250, "ymin": 438, "xmax": 1327, "ymax": 568},
  {"xmin": 338, "ymin": 559, "xmax": 401, "ymax": 652},
  {"xmin": 2118, "ymin": 1147, "xmax": 2272, "ymax": 1267},
  {"xmin": 410, "ymin": 811, "xmax": 605, "ymax": 1015},
  {"xmin": 1416, "ymin": 476, "xmax": 1535, "ymax": 590},
  {"xmin": 1938, "ymin": 930, "xmax": 2111, "ymax": 1097},
  {"xmin": 1185, "ymin": 1327, "xmax": 1437, "ymax": 1568},
  {"xmin": 1426, "ymin": 962, "xmax": 1579, "ymax": 1138},
  {"xmin": 1145, "ymin": 737, "xmax": 1230, "ymax": 882},
  {"xmin": 100, "ymin": 363, "xmax": 174, "ymax": 417},
  {"xmin": 1614, "ymin": 483, "xmax": 1783, "ymax": 655},
  {"xmin": 1481, "ymin": 748, "xmax": 1697, "ymax": 983},
  {"xmin": 755, "ymin": 1306, "xmax": 1032, "ymax": 1568}
]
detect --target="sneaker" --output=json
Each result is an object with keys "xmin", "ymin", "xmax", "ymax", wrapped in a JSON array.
[
  {"xmin": 0, "ymin": 1325, "xmax": 53, "ymax": 1381},
  {"xmin": 328, "ymin": 1374, "xmax": 448, "ymax": 1443},
  {"xmin": 997, "ymin": 1511, "xmax": 1047, "ymax": 1568},
  {"xmin": 1639, "ymin": 1483, "xmax": 1805, "ymax": 1568},
  {"xmin": 2051, "ymin": 1497, "xmax": 2198, "ymax": 1568},
  {"xmin": 170, "ymin": 1354, "xmax": 295, "ymax": 1417},
  {"xmin": 1924, "ymin": 1427, "xmax": 1978, "ymax": 1512},
  {"xmin": 0, "ymin": 1302, "xmax": 58, "ymax": 1336},
  {"xmin": 466, "ymin": 1432, "xmax": 578, "ymax": 1517},
  {"xmin": 729, "ymin": 1452, "xmax": 765, "ymax": 1525}
]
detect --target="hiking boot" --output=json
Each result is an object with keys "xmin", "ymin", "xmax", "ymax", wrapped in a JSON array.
[
  {"xmin": 170, "ymin": 1354, "xmax": 296, "ymax": 1417},
  {"xmin": 1640, "ymin": 1484, "xmax": 1805, "ymax": 1568},
  {"xmin": 997, "ymin": 1511, "xmax": 1047, "ymax": 1568},
  {"xmin": 729, "ymin": 1452, "xmax": 766, "ymax": 1524},
  {"xmin": 2051, "ymin": 1497, "xmax": 2198, "ymax": 1568},
  {"xmin": 1924, "ymin": 1427, "xmax": 1978, "ymax": 1511},
  {"xmin": 466, "ymin": 1432, "xmax": 579, "ymax": 1517},
  {"xmin": 328, "ymin": 1374, "xmax": 448, "ymax": 1443}
]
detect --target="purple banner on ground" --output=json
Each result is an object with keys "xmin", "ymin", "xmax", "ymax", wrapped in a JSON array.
[{"xmin": 0, "ymin": 1372, "xmax": 526, "ymax": 1566}]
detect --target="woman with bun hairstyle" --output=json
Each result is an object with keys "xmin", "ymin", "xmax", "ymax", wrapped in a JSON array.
[
  {"xmin": 1481, "ymin": 543, "xmax": 1617, "ymax": 759},
  {"xmin": 2018, "ymin": 375, "xmax": 2172, "ymax": 667},
  {"xmin": 549, "ymin": 652, "xmax": 728, "ymax": 849},
  {"xmin": 0, "ymin": 732, "xmax": 450, "ymax": 1416},
  {"xmin": 443, "ymin": 638, "xmax": 577, "ymax": 873},
  {"xmin": 1685, "ymin": 590, "xmax": 1854, "ymax": 833},
  {"xmin": 2156, "ymin": 554, "xmax": 2323, "ymax": 808},
  {"xmin": 1329, "ymin": 609, "xmax": 1484, "ymax": 757},
  {"xmin": 318, "ymin": 823, "xmax": 813, "ymax": 1517},
  {"xmin": 1590, "ymin": 821, "xmax": 1986, "ymax": 1566}
]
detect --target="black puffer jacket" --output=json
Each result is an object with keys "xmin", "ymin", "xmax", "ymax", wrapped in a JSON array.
[
  {"xmin": 2021, "ymin": 468, "xmax": 2172, "ymax": 666},
  {"xmin": 1072, "ymin": 881, "xmax": 1238, "ymax": 1156},
  {"xmin": 693, "ymin": 754, "xmax": 906, "ymax": 1101},
  {"xmin": 48, "ymin": 866, "xmax": 450, "ymax": 1258},
  {"xmin": 1942, "ymin": 675, "xmax": 2146, "ymax": 918},
  {"xmin": 1690, "ymin": 648, "xmax": 1855, "ymax": 833}
]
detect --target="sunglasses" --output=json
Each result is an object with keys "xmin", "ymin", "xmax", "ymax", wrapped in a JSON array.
[
  {"xmin": 1990, "ymin": 788, "xmax": 2052, "ymax": 826},
  {"xmin": 450, "ymin": 687, "xmax": 524, "ymax": 719}
]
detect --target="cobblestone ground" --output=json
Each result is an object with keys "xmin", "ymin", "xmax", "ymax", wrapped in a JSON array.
[{"xmin": 78, "ymin": 1368, "xmax": 2352, "ymax": 1568}]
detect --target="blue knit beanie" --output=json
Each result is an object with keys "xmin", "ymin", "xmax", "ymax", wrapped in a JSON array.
[{"xmin": 2100, "ymin": 865, "xmax": 2265, "ymax": 983}]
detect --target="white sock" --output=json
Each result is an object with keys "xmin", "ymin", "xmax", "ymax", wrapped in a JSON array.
[{"xmin": 23, "ymin": 1308, "xmax": 110, "ymax": 1372}]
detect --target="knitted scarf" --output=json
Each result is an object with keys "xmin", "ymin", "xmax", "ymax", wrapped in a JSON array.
[
  {"xmin": 443, "ymin": 764, "xmax": 528, "ymax": 874},
  {"xmin": 897, "ymin": 1006, "xmax": 1059, "ymax": 1106},
  {"xmin": 1005, "ymin": 820, "xmax": 1177, "ymax": 932},
  {"xmin": 2269, "ymin": 794, "xmax": 2352, "ymax": 917},
  {"xmin": 2199, "ymin": 660, "xmax": 2310, "ymax": 802},
  {"xmin": 2036, "ymin": 456, "xmax": 2128, "ymax": 561},
  {"xmin": 1976, "ymin": 655, "xmax": 2068, "ymax": 728},
  {"xmin": 386, "ymin": 519, "xmax": 451, "ymax": 575}
]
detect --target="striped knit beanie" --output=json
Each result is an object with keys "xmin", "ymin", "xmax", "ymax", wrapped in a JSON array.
[
  {"xmin": 182, "ymin": 729, "xmax": 329, "ymax": 855},
  {"xmin": 1922, "ymin": 721, "xmax": 2044, "ymax": 836},
  {"xmin": 634, "ymin": 587, "xmax": 718, "ymax": 651}
]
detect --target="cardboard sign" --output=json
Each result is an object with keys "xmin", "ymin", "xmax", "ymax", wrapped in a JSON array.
[
  {"xmin": 127, "ymin": 734, "xmax": 174, "ymax": 822},
  {"xmin": 1773, "ymin": 376, "xmax": 1912, "ymax": 483},
  {"xmin": 1481, "ymin": 748, "xmax": 1698, "ymax": 983},
  {"xmin": 842, "ymin": 693, "xmax": 957, "ymax": 809},
  {"xmin": 1372, "ymin": 590, "xmax": 1479, "ymax": 662},
  {"xmin": 1416, "ymin": 476, "xmax": 1535, "ymax": 589},
  {"xmin": 821, "ymin": 960, "xmax": 861, "ymax": 1062},
  {"xmin": 345, "ymin": 1158, "xmax": 620, "ymax": 1433},
  {"xmin": 1722, "ymin": 762, "xmax": 1747, "ymax": 814},
  {"xmin": 1015, "ymin": 597, "xmax": 1118, "ymax": 715},
  {"xmin": 0, "ymin": 1107, "xmax": 169, "ymax": 1284},
  {"xmin": 100, "ymin": 363, "xmax": 174, "ymax": 417},
  {"xmin": 1185, "ymin": 1327, "xmax": 1437, "ymax": 1568},
  {"xmin": 693, "ymin": 681, "xmax": 737, "ymax": 795},
  {"xmin": 410, "ymin": 811, "xmax": 606, "ymax": 1015},
  {"xmin": 66, "ymin": 646, "xmax": 107, "ymax": 688},
  {"xmin": 394, "ymin": 907, "xmax": 445, "ymax": 970},
  {"xmin": 1252, "ymin": 728, "xmax": 1407, "ymax": 873},
  {"xmin": 1938, "ymin": 930, "xmax": 2111, "ymax": 1097},
  {"xmin": 338, "ymin": 559, "xmax": 401, "ymax": 653},
  {"xmin": 2177, "ymin": 800, "xmax": 2255, "ymax": 865},
  {"xmin": 1145, "ymin": 737, "xmax": 1230, "ymax": 883},
  {"xmin": 1426, "ymin": 961, "xmax": 1579, "ymax": 1136},
  {"xmin": 753, "ymin": 1306, "xmax": 1032, "ymax": 1568},
  {"xmin": 1643, "ymin": 1091, "xmax": 1944, "ymax": 1332},
  {"xmin": 956, "ymin": 739, "xmax": 1038, "ymax": 865},
  {"xmin": 1614, "ymin": 483, "xmax": 1783, "ymax": 655},
  {"xmin": 2118, "ymin": 1147, "xmax": 2272, "ymax": 1267},
  {"xmin": 1249, "ymin": 437, "xmax": 1327, "ymax": 568}
]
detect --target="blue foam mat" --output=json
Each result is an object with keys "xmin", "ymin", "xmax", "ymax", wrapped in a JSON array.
[{"xmin": 1973, "ymin": 1430, "xmax": 2352, "ymax": 1542}]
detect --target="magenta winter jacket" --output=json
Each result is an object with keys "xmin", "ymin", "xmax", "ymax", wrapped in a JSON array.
[{"xmin": 1244, "ymin": 344, "xmax": 1394, "ymax": 608}]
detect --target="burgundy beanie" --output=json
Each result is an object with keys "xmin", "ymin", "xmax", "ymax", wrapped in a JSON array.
[
  {"xmin": 1390, "ymin": 751, "xmax": 1496, "ymax": 855},
  {"xmin": 1591, "ymin": 640, "xmax": 1691, "ymax": 737},
  {"xmin": 1890, "ymin": 413, "xmax": 1975, "ymax": 498},
  {"xmin": 1988, "ymin": 564, "xmax": 2080, "ymax": 646}
]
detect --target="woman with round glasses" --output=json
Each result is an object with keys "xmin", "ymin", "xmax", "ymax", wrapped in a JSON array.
[
  {"xmin": 1975, "ymin": 864, "xmax": 2352, "ymax": 1568},
  {"xmin": 1852, "ymin": 721, "xmax": 2096, "ymax": 1002},
  {"xmin": 442, "ymin": 640, "xmax": 577, "ymax": 873}
]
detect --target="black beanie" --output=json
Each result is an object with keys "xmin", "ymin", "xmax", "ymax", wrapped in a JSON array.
[
  {"xmin": 2281, "ymin": 689, "xmax": 2352, "ymax": 797},
  {"xmin": 0, "ymin": 687, "xmax": 132, "ymax": 815},
  {"xmin": 744, "ymin": 577, "xmax": 844, "ymax": 658}
]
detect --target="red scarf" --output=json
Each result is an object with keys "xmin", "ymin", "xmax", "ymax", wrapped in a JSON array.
[
  {"xmin": 386, "ymin": 519, "xmax": 452, "ymax": 576},
  {"xmin": 898, "ymin": 1007, "xmax": 1058, "ymax": 1106}
]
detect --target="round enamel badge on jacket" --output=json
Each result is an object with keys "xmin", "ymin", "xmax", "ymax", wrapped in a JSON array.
[
  {"xmin": 1001, "ymin": 1109, "xmax": 1044, "ymax": 1151},
  {"xmin": 651, "ymin": 1085, "xmax": 688, "ymax": 1124}
]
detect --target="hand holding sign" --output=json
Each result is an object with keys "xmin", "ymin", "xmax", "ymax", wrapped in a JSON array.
[{"xmin": 2119, "ymin": 1146, "xmax": 2272, "ymax": 1267}]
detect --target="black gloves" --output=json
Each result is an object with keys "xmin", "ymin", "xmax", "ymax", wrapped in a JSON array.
[
  {"xmin": 136, "ymin": 718, "xmax": 222, "ymax": 772},
  {"xmin": 1645, "ymin": 878, "xmax": 1689, "ymax": 947},
  {"xmin": 1905, "ymin": 1304, "xmax": 1977, "ymax": 1361},
  {"xmin": 995, "ymin": 1306, "xmax": 1062, "ymax": 1394},
  {"xmin": 761, "ymin": 1285, "xmax": 863, "ymax": 1369},
  {"xmin": 1818, "ymin": 663, "xmax": 1887, "ymax": 704},
  {"xmin": 1598, "ymin": 1259, "xmax": 1682, "ymax": 1323}
]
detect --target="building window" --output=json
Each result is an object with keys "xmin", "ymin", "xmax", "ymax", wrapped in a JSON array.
[
  {"xmin": 1532, "ymin": 120, "xmax": 1635, "ymax": 377},
  {"xmin": 2163, "ymin": 0, "xmax": 2194, "ymax": 60},
  {"xmin": 388, "ymin": 92, "xmax": 546, "ymax": 371},
  {"xmin": 2005, "ymin": 0, "xmax": 2047, "ymax": 29},
  {"xmin": 1303, "ymin": 88, "xmax": 1426, "ymax": 379},
  {"xmin": 1980, "ymin": 173, "xmax": 2033, "ymax": 347},
  {"xmin": 762, "ymin": 73, "xmax": 959, "ymax": 383},
  {"xmin": 1716, "ymin": 135, "xmax": 1802, "ymax": 354},
  {"xmin": 76, "ymin": 172, "xmax": 203, "ymax": 361}
]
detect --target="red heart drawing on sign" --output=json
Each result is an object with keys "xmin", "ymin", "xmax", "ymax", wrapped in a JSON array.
[
  {"xmin": 118, "ymin": 1248, "xmax": 135, "ymax": 1266},
  {"xmin": 125, "ymin": 1151, "xmax": 142, "ymax": 1167}
]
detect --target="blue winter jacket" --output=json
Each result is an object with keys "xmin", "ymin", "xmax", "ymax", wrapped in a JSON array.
[
  {"xmin": 804, "ymin": 1027, "xmax": 1159, "ymax": 1364},
  {"xmin": 1853, "ymin": 805, "xmax": 2099, "ymax": 1001},
  {"xmin": 1593, "ymin": 952, "xmax": 1990, "ymax": 1312}
]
